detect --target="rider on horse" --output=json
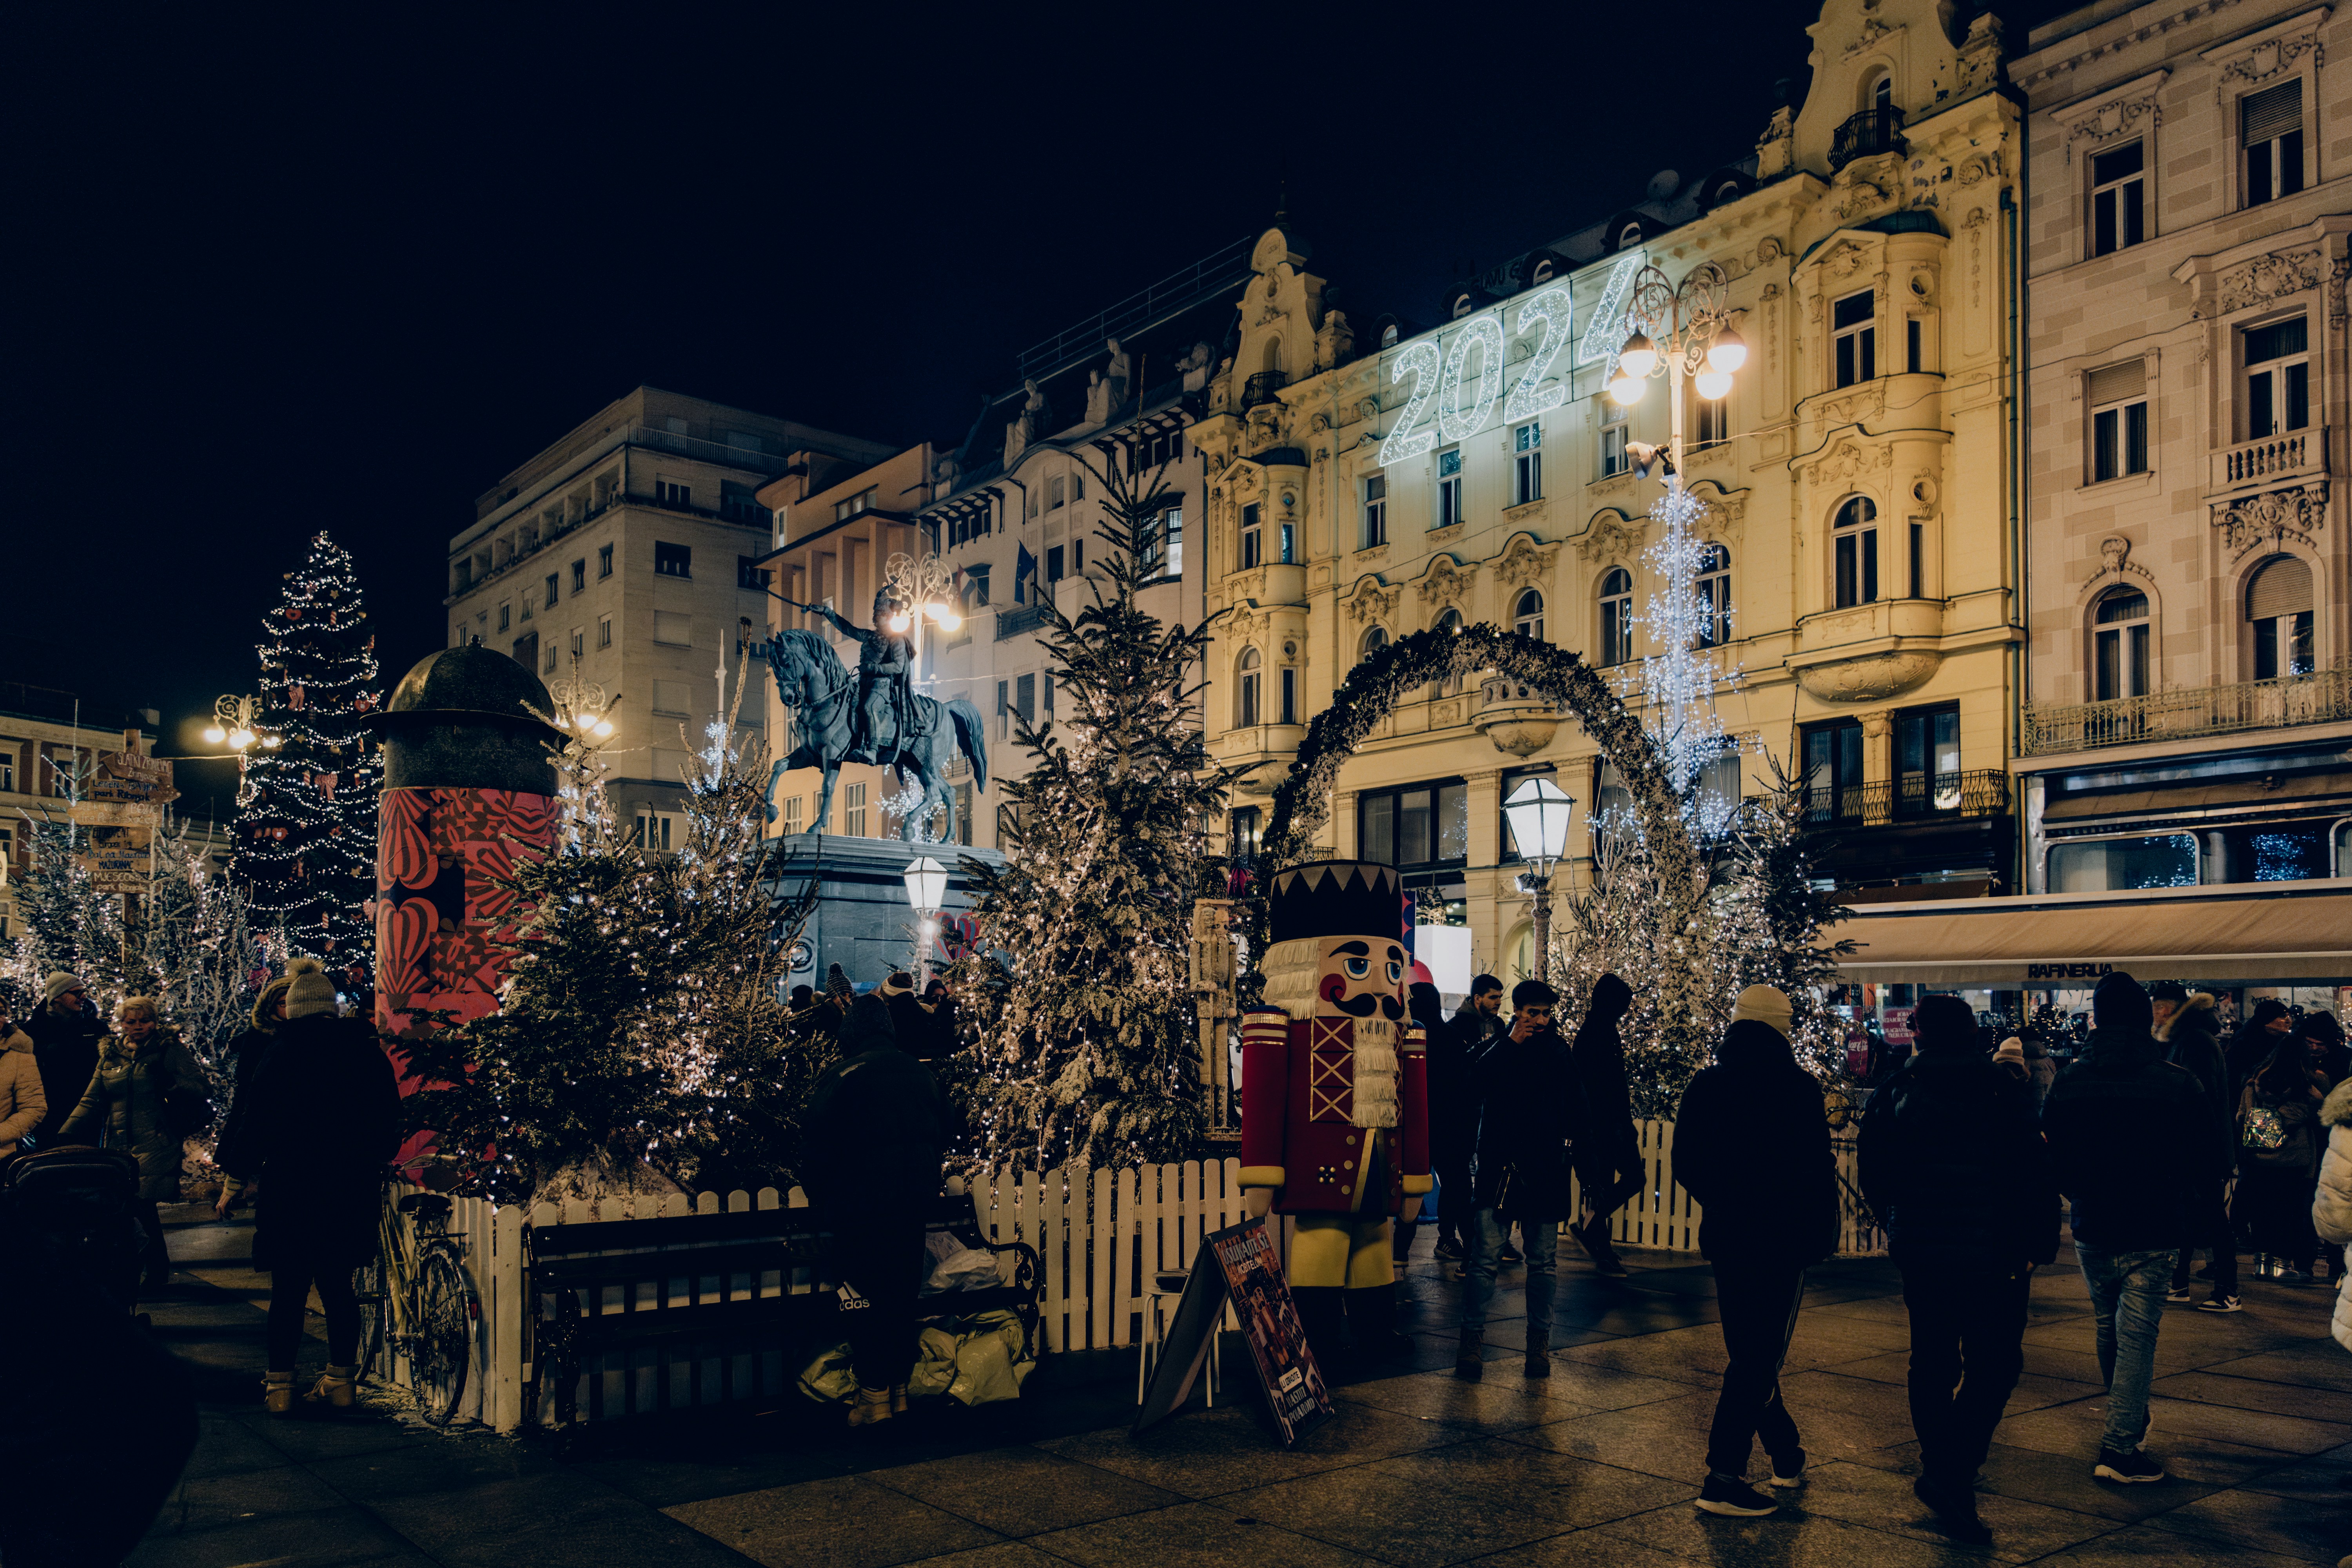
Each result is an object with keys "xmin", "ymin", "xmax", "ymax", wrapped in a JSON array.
[{"xmin": 797, "ymin": 584, "xmax": 936, "ymax": 766}]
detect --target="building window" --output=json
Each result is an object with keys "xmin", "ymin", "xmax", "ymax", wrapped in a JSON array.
[
  {"xmin": 1802, "ymin": 719, "xmax": 1865, "ymax": 824},
  {"xmin": 655, "ymin": 542, "xmax": 692, "ymax": 578},
  {"xmin": 1129, "ymin": 427, "xmax": 1185, "ymax": 474},
  {"xmin": 1240, "ymin": 503, "xmax": 1262, "ymax": 569},
  {"xmin": 1893, "ymin": 704, "xmax": 1960, "ymax": 815},
  {"xmin": 1047, "ymin": 475, "xmax": 1066, "ymax": 510},
  {"xmin": 544, "ymin": 642, "xmax": 559, "ymax": 674},
  {"xmin": 1280, "ymin": 666, "xmax": 1298, "ymax": 724},
  {"xmin": 2090, "ymin": 140, "xmax": 2146, "ymax": 255},
  {"xmin": 1436, "ymin": 448, "xmax": 1463, "ymax": 528},
  {"xmin": 1513, "ymin": 423, "xmax": 1543, "ymax": 505},
  {"xmin": 952, "ymin": 783, "xmax": 972, "ymax": 846},
  {"xmin": 1428, "ymin": 607, "xmax": 1465, "ymax": 697},
  {"xmin": 635, "ymin": 811, "xmax": 681, "ymax": 852},
  {"xmin": 597, "ymin": 614, "xmax": 612, "ymax": 649},
  {"xmin": 497, "ymin": 601, "xmax": 511, "ymax": 632},
  {"xmin": 1359, "ymin": 780, "xmax": 1470, "ymax": 867},
  {"xmin": 1833, "ymin": 495, "xmax": 1879, "ymax": 607},
  {"xmin": 737, "ymin": 556, "xmax": 771, "ymax": 591},
  {"xmin": 1599, "ymin": 570, "xmax": 1632, "ymax": 664},
  {"xmin": 2092, "ymin": 587, "xmax": 2150, "ymax": 701},
  {"xmin": 1359, "ymin": 625, "xmax": 1388, "ymax": 662},
  {"xmin": 2089, "ymin": 360, "xmax": 2150, "ymax": 481},
  {"xmin": 1696, "ymin": 545, "xmax": 1731, "ymax": 647},
  {"xmin": 780, "ymin": 795, "xmax": 804, "ymax": 834},
  {"xmin": 845, "ymin": 782, "xmax": 867, "ymax": 838},
  {"xmin": 1599, "ymin": 403, "xmax": 1630, "ymax": 477},
  {"xmin": 833, "ymin": 487, "xmax": 877, "ymax": 522},
  {"xmin": 654, "ymin": 476, "xmax": 691, "ymax": 508},
  {"xmin": 1229, "ymin": 805, "xmax": 1262, "ymax": 862},
  {"xmin": 569, "ymin": 627, "xmax": 584, "ymax": 660},
  {"xmin": 1363, "ymin": 475, "xmax": 1387, "ymax": 548},
  {"xmin": 571, "ymin": 559, "xmax": 586, "ymax": 593},
  {"xmin": 2049, "ymin": 834, "xmax": 2198, "ymax": 893},
  {"xmin": 2241, "ymin": 78, "xmax": 2304, "ymax": 207},
  {"xmin": 1833, "ymin": 290, "xmax": 1876, "ymax": 387},
  {"xmin": 1155, "ymin": 507, "xmax": 1183, "ymax": 577},
  {"xmin": 1236, "ymin": 647, "xmax": 1261, "ymax": 728},
  {"xmin": 2247, "ymin": 554, "xmax": 2315, "ymax": 679},
  {"xmin": 2245, "ymin": 317, "xmax": 2310, "ymax": 437},
  {"xmin": 720, "ymin": 480, "xmax": 768, "ymax": 526},
  {"xmin": 995, "ymin": 680, "xmax": 1010, "ymax": 740},
  {"xmin": 1693, "ymin": 394, "xmax": 1728, "ymax": 449},
  {"xmin": 1514, "ymin": 588, "xmax": 1546, "ymax": 643},
  {"xmin": 544, "ymin": 573, "xmax": 559, "ymax": 609},
  {"xmin": 598, "ymin": 544, "xmax": 613, "ymax": 579}
]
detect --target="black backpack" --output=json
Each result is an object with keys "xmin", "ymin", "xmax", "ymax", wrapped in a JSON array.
[{"xmin": 0, "ymin": 1145, "xmax": 146, "ymax": 1308}]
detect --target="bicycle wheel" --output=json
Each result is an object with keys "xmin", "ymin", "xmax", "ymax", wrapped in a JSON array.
[
  {"xmin": 409, "ymin": 1249, "xmax": 477, "ymax": 1427},
  {"xmin": 350, "ymin": 1255, "xmax": 388, "ymax": 1383}
]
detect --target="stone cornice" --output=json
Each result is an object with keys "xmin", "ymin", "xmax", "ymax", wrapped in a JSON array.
[{"xmin": 2012, "ymin": 0, "xmax": 2241, "ymax": 88}]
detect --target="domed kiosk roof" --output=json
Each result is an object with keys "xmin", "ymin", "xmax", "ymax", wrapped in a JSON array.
[
  {"xmin": 370, "ymin": 643, "xmax": 565, "ymax": 795},
  {"xmin": 372, "ymin": 644, "xmax": 565, "ymax": 741}
]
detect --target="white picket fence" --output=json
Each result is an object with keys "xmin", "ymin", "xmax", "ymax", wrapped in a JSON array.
[{"xmin": 368, "ymin": 1120, "xmax": 1881, "ymax": 1433}]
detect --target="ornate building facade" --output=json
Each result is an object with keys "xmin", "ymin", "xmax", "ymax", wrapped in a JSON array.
[{"xmin": 1197, "ymin": 0, "xmax": 2024, "ymax": 985}]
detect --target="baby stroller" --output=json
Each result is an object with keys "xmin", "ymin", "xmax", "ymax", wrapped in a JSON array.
[{"xmin": 0, "ymin": 1145, "xmax": 147, "ymax": 1314}]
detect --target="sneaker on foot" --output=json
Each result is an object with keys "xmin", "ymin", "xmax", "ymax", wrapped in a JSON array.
[
  {"xmin": 2094, "ymin": 1446, "xmax": 2167, "ymax": 1484},
  {"xmin": 2196, "ymin": 1293, "xmax": 2243, "ymax": 1313},
  {"xmin": 1434, "ymin": 1238, "xmax": 1463, "ymax": 1263},
  {"xmin": 1696, "ymin": 1474, "xmax": 1779, "ymax": 1516},
  {"xmin": 2163, "ymin": 1286, "xmax": 2193, "ymax": 1303},
  {"xmin": 1497, "ymin": 1243, "xmax": 1524, "ymax": 1264},
  {"xmin": 1768, "ymin": 1449, "xmax": 1806, "ymax": 1488},
  {"xmin": 1912, "ymin": 1477, "xmax": 1990, "ymax": 1544},
  {"xmin": 1592, "ymin": 1253, "xmax": 1632, "ymax": 1279}
]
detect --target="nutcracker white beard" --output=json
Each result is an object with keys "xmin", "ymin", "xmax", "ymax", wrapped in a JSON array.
[{"xmin": 1262, "ymin": 937, "xmax": 1401, "ymax": 1131}]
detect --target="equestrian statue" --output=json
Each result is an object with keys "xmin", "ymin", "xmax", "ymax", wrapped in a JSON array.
[{"xmin": 762, "ymin": 583, "xmax": 988, "ymax": 842}]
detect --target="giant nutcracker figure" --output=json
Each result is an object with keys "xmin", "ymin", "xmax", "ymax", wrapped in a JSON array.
[{"xmin": 1240, "ymin": 860, "xmax": 1431, "ymax": 1357}]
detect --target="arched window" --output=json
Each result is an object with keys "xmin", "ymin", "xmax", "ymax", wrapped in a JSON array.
[
  {"xmin": 1359, "ymin": 625, "xmax": 1388, "ymax": 662},
  {"xmin": 1261, "ymin": 336, "xmax": 1283, "ymax": 375},
  {"xmin": 1380, "ymin": 322, "xmax": 1399, "ymax": 348},
  {"xmin": 1862, "ymin": 68, "xmax": 1892, "ymax": 112},
  {"xmin": 1833, "ymin": 496, "xmax": 1879, "ymax": 606},
  {"xmin": 2092, "ymin": 587, "xmax": 2150, "ymax": 701},
  {"xmin": 1532, "ymin": 258, "xmax": 1555, "ymax": 283},
  {"xmin": 1428, "ymin": 608, "xmax": 1465, "ymax": 697},
  {"xmin": 1451, "ymin": 293, "xmax": 1473, "ymax": 319},
  {"xmin": 1599, "ymin": 569, "xmax": 1633, "ymax": 665},
  {"xmin": 1236, "ymin": 646, "xmax": 1262, "ymax": 728},
  {"xmin": 2246, "ymin": 554, "xmax": 2314, "ymax": 679},
  {"xmin": 1716, "ymin": 180, "xmax": 1742, "ymax": 206},
  {"xmin": 1618, "ymin": 221, "xmax": 1644, "ymax": 249},
  {"xmin": 1514, "ymin": 588, "xmax": 1546, "ymax": 642},
  {"xmin": 1697, "ymin": 545, "xmax": 1732, "ymax": 647}
]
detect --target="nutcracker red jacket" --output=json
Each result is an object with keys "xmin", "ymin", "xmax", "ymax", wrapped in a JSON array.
[{"xmin": 1239, "ymin": 1008, "xmax": 1432, "ymax": 1214}]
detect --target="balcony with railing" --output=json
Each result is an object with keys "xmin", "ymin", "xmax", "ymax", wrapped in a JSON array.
[
  {"xmin": 2211, "ymin": 426, "xmax": 2326, "ymax": 491},
  {"xmin": 2023, "ymin": 664, "xmax": 2352, "ymax": 755},
  {"xmin": 1829, "ymin": 106, "xmax": 1906, "ymax": 171},
  {"xmin": 1802, "ymin": 768, "xmax": 2010, "ymax": 829},
  {"xmin": 1242, "ymin": 370, "xmax": 1288, "ymax": 409}
]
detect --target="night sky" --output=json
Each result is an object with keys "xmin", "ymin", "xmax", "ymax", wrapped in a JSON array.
[{"xmin": 13, "ymin": 1, "xmax": 2060, "ymax": 821}]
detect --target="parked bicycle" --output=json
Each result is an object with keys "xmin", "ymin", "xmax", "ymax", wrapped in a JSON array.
[{"xmin": 353, "ymin": 1189, "xmax": 480, "ymax": 1426}]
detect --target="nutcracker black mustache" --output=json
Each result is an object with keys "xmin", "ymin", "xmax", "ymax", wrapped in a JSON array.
[{"xmin": 1328, "ymin": 993, "xmax": 1405, "ymax": 1020}]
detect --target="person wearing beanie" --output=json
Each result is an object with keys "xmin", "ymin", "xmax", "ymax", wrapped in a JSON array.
[
  {"xmin": 2042, "ymin": 971, "xmax": 2230, "ymax": 1484},
  {"xmin": 1672, "ymin": 985, "xmax": 1838, "ymax": 1517},
  {"xmin": 1570, "ymin": 974, "xmax": 1639, "ymax": 1278},
  {"xmin": 2155, "ymin": 989, "xmax": 2238, "ymax": 1309},
  {"xmin": 802, "ymin": 994, "xmax": 945, "ymax": 1427},
  {"xmin": 1858, "ymin": 993, "xmax": 2059, "ymax": 1544},
  {"xmin": 22, "ymin": 971, "xmax": 103, "ymax": 1148},
  {"xmin": 2229, "ymin": 998, "xmax": 2295, "ymax": 1091},
  {"xmin": 213, "ymin": 958, "xmax": 399, "ymax": 1414}
]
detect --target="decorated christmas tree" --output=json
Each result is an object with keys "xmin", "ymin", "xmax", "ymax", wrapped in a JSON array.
[
  {"xmin": 232, "ymin": 532, "xmax": 381, "ymax": 965},
  {"xmin": 949, "ymin": 446, "xmax": 1241, "ymax": 1171}
]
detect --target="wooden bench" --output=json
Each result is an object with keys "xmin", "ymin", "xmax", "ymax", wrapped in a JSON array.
[{"xmin": 524, "ymin": 1195, "xmax": 1040, "ymax": 1426}]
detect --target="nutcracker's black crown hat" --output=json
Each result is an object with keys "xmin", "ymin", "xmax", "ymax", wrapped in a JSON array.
[{"xmin": 1268, "ymin": 860, "xmax": 1401, "ymax": 944}]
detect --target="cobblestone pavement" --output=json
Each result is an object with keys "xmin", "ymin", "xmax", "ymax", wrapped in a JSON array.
[{"xmin": 136, "ymin": 1205, "xmax": 2350, "ymax": 1567}]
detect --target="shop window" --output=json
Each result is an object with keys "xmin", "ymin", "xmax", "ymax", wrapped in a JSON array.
[
  {"xmin": 2246, "ymin": 554, "xmax": 2314, "ymax": 679},
  {"xmin": 1360, "ymin": 779, "xmax": 1469, "ymax": 867},
  {"xmin": 1802, "ymin": 719, "xmax": 1865, "ymax": 824},
  {"xmin": 2049, "ymin": 834, "xmax": 2196, "ymax": 892},
  {"xmin": 1599, "ymin": 570, "xmax": 1631, "ymax": 664},
  {"xmin": 1834, "ymin": 495, "xmax": 1879, "ymax": 606},
  {"xmin": 2090, "ymin": 140, "xmax": 2146, "ymax": 255},
  {"xmin": 2092, "ymin": 588, "xmax": 2150, "ymax": 700}
]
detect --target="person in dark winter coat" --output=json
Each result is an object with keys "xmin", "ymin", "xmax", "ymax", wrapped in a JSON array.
[
  {"xmin": 58, "ymin": 996, "xmax": 209, "ymax": 1290},
  {"xmin": 1672, "ymin": 984, "xmax": 1838, "ymax": 1518},
  {"xmin": 1858, "ymin": 993, "xmax": 2060, "ymax": 1544},
  {"xmin": 1400, "ymin": 981, "xmax": 1452, "ymax": 1265},
  {"xmin": 1570, "ymin": 974, "xmax": 1639, "ymax": 1278},
  {"xmin": 2234, "ymin": 1036, "xmax": 2327, "ymax": 1281},
  {"xmin": 2228, "ymin": 998, "xmax": 2294, "ymax": 1090},
  {"xmin": 2043, "ymin": 971, "xmax": 2230, "ymax": 1484},
  {"xmin": 802, "ymin": 993, "xmax": 946, "ymax": 1427},
  {"xmin": 212, "ymin": 968, "xmax": 297, "ymax": 1218},
  {"xmin": 879, "ymin": 972, "xmax": 944, "ymax": 1063},
  {"xmin": 213, "ymin": 962, "xmax": 401, "ymax": 1414},
  {"xmin": 2154, "ymin": 985, "xmax": 2238, "ymax": 1307},
  {"xmin": 1455, "ymin": 978, "xmax": 1585, "ymax": 1383},
  {"xmin": 22, "ymin": 970, "xmax": 103, "ymax": 1147}
]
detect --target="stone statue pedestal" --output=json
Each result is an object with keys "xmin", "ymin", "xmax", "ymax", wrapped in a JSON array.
[{"xmin": 762, "ymin": 833, "xmax": 1007, "ymax": 987}]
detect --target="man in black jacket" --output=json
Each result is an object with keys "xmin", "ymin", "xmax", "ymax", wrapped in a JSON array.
[
  {"xmin": 1455, "ymin": 978, "xmax": 1585, "ymax": 1383},
  {"xmin": 1858, "ymin": 993, "xmax": 2059, "ymax": 1544},
  {"xmin": 22, "ymin": 971, "xmax": 103, "ymax": 1147},
  {"xmin": 2043, "ymin": 971, "xmax": 2230, "ymax": 1485},
  {"xmin": 1428, "ymin": 974, "xmax": 1503, "ymax": 1267},
  {"xmin": 1673, "ymin": 985, "xmax": 1839, "ymax": 1518},
  {"xmin": 2153, "ymin": 984, "xmax": 2238, "ymax": 1310},
  {"xmin": 1570, "ymin": 974, "xmax": 1639, "ymax": 1278}
]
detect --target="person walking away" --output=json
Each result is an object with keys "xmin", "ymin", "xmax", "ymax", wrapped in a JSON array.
[
  {"xmin": 1858, "ymin": 994, "xmax": 2059, "ymax": 1544},
  {"xmin": 2234, "ymin": 1036, "xmax": 2327, "ymax": 1284},
  {"xmin": 2153, "ymin": 985, "xmax": 2239, "ymax": 1310},
  {"xmin": 0, "ymin": 1021, "xmax": 46, "ymax": 1155},
  {"xmin": 879, "ymin": 972, "xmax": 942, "ymax": 1062},
  {"xmin": 211, "ymin": 967, "xmax": 298, "ymax": 1218},
  {"xmin": 1455, "ymin": 978, "xmax": 1585, "ymax": 1383},
  {"xmin": 57, "ymin": 996, "xmax": 207, "ymax": 1292},
  {"xmin": 1570, "ymin": 974, "xmax": 1640, "ymax": 1278},
  {"xmin": 2043, "ymin": 972, "xmax": 2227, "ymax": 1484},
  {"xmin": 22, "ymin": 971, "xmax": 103, "ymax": 1147},
  {"xmin": 212, "ymin": 962, "xmax": 399, "ymax": 1412},
  {"xmin": 2229, "ymin": 998, "xmax": 2294, "ymax": 1091},
  {"xmin": 802, "ymin": 994, "xmax": 945, "ymax": 1427},
  {"xmin": 1672, "ymin": 985, "xmax": 1839, "ymax": 1517}
]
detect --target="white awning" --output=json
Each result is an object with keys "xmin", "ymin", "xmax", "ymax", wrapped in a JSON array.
[{"xmin": 1828, "ymin": 878, "xmax": 2352, "ymax": 985}]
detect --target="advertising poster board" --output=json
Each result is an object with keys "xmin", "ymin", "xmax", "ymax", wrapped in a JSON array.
[{"xmin": 1132, "ymin": 1218, "xmax": 1335, "ymax": 1446}]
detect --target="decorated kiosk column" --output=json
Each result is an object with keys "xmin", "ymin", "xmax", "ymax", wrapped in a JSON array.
[
  {"xmin": 368, "ymin": 648, "xmax": 562, "ymax": 1143},
  {"xmin": 1240, "ymin": 860, "xmax": 1431, "ymax": 1358}
]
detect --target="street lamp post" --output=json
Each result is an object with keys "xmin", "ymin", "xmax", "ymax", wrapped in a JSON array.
[
  {"xmin": 201, "ymin": 693, "xmax": 281, "ymax": 805},
  {"xmin": 902, "ymin": 853, "xmax": 948, "ymax": 971},
  {"xmin": 1503, "ymin": 776, "xmax": 1575, "ymax": 983},
  {"xmin": 1605, "ymin": 261, "xmax": 1746, "ymax": 490}
]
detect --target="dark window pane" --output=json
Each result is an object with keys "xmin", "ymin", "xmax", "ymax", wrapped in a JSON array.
[
  {"xmin": 2122, "ymin": 179, "xmax": 2143, "ymax": 246},
  {"xmin": 2286, "ymin": 361, "xmax": 2310, "ymax": 429},
  {"xmin": 2250, "ymin": 371, "xmax": 2276, "ymax": 436},
  {"xmin": 2247, "ymin": 318, "xmax": 2307, "ymax": 360},
  {"xmin": 1834, "ymin": 292, "xmax": 1874, "ymax": 328},
  {"xmin": 1399, "ymin": 789, "xmax": 1434, "ymax": 866},
  {"xmin": 2094, "ymin": 408, "xmax": 2118, "ymax": 481},
  {"xmin": 2093, "ymin": 188, "xmax": 2117, "ymax": 256},
  {"xmin": 2124, "ymin": 402, "xmax": 2149, "ymax": 472},
  {"xmin": 1437, "ymin": 784, "xmax": 1468, "ymax": 861},
  {"xmin": 2092, "ymin": 141, "xmax": 2143, "ymax": 181},
  {"xmin": 1861, "ymin": 529, "xmax": 1879, "ymax": 602},
  {"xmin": 1362, "ymin": 794, "xmax": 1395, "ymax": 864}
]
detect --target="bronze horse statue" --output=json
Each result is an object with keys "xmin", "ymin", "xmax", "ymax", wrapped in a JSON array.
[{"xmin": 759, "ymin": 629, "xmax": 988, "ymax": 841}]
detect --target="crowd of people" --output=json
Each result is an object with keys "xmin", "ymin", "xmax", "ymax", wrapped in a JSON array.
[{"xmin": 1406, "ymin": 968, "xmax": 2350, "ymax": 1544}]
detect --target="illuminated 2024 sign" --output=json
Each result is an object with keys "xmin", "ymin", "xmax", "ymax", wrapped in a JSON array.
[{"xmin": 1378, "ymin": 250, "xmax": 1644, "ymax": 469}]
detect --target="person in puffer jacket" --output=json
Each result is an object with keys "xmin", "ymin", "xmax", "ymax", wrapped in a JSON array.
[{"xmin": 2312, "ymin": 1077, "xmax": 2352, "ymax": 1354}]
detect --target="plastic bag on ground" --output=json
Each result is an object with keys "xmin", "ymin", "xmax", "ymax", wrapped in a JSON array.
[
  {"xmin": 945, "ymin": 1309, "xmax": 1035, "ymax": 1406},
  {"xmin": 796, "ymin": 1342, "xmax": 857, "ymax": 1404}
]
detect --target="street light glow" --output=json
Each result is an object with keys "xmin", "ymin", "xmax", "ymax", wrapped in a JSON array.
[
  {"xmin": 1615, "ymin": 332, "xmax": 1659, "ymax": 381},
  {"xmin": 1695, "ymin": 368, "xmax": 1733, "ymax": 401},
  {"xmin": 1706, "ymin": 327, "xmax": 1747, "ymax": 374}
]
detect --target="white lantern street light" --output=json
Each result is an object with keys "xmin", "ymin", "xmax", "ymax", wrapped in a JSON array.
[
  {"xmin": 902, "ymin": 854, "xmax": 949, "ymax": 914},
  {"xmin": 1503, "ymin": 776, "xmax": 1575, "ymax": 983},
  {"xmin": 1605, "ymin": 261, "xmax": 1742, "ymax": 488}
]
